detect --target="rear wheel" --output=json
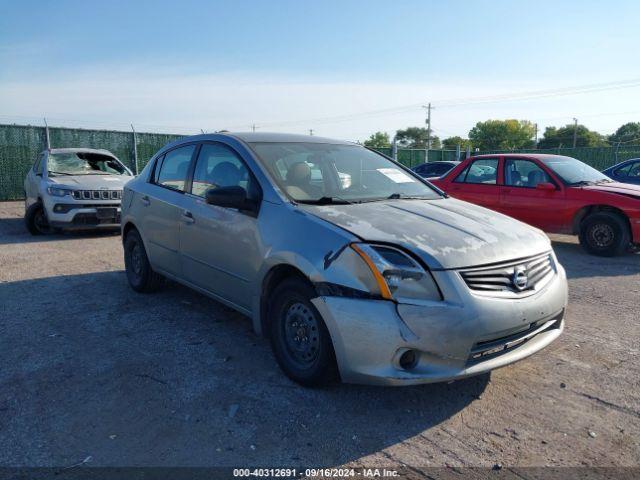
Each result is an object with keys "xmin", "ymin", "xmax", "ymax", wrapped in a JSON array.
[
  {"xmin": 579, "ymin": 212, "xmax": 630, "ymax": 257},
  {"xmin": 25, "ymin": 203, "xmax": 51, "ymax": 235},
  {"xmin": 268, "ymin": 278, "xmax": 338, "ymax": 387},
  {"xmin": 124, "ymin": 229, "xmax": 164, "ymax": 292}
]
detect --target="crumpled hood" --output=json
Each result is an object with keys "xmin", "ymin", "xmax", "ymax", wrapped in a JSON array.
[
  {"xmin": 301, "ymin": 197, "xmax": 551, "ymax": 270},
  {"xmin": 581, "ymin": 182, "xmax": 640, "ymax": 198},
  {"xmin": 48, "ymin": 175, "xmax": 131, "ymax": 190}
]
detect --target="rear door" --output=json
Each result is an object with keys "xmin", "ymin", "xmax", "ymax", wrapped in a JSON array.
[
  {"xmin": 445, "ymin": 157, "xmax": 501, "ymax": 210},
  {"xmin": 179, "ymin": 142, "xmax": 263, "ymax": 311},
  {"xmin": 499, "ymin": 157, "xmax": 565, "ymax": 231},
  {"xmin": 139, "ymin": 144, "xmax": 197, "ymax": 276}
]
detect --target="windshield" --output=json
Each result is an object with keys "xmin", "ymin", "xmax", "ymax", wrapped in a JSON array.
[
  {"xmin": 250, "ymin": 142, "xmax": 441, "ymax": 203},
  {"xmin": 540, "ymin": 155, "xmax": 611, "ymax": 185},
  {"xmin": 48, "ymin": 152, "xmax": 130, "ymax": 176}
]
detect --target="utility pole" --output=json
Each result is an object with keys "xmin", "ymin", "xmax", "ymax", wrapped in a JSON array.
[
  {"xmin": 422, "ymin": 103, "xmax": 434, "ymax": 162},
  {"xmin": 251, "ymin": 124, "xmax": 257, "ymax": 132},
  {"xmin": 572, "ymin": 118, "xmax": 578, "ymax": 148},
  {"xmin": 309, "ymin": 129, "xmax": 314, "ymax": 136},
  {"xmin": 534, "ymin": 123, "xmax": 538, "ymax": 149}
]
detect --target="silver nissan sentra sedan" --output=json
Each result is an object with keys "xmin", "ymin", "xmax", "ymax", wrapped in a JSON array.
[{"xmin": 121, "ymin": 132, "xmax": 567, "ymax": 386}]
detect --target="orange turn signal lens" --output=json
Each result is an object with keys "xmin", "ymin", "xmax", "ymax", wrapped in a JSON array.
[{"xmin": 351, "ymin": 243, "xmax": 393, "ymax": 300}]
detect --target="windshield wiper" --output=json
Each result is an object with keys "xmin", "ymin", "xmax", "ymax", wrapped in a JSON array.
[
  {"xmin": 47, "ymin": 171, "xmax": 74, "ymax": 176},
  {"xmin": 568, "ymin": 180, "xmax": 595, "ymax": 186},
  {"xmin": 387, "ymin": 193, "xmax": 429, "ymax": 200},
  {"xmin": 297, "ymin": 196, "xmax": 353, "ymax": 205}
]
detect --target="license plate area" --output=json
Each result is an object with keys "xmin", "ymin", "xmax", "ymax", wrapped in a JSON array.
[{"xmin": 96, "ymin": 208, "xmax": 117, "ymax": 219}]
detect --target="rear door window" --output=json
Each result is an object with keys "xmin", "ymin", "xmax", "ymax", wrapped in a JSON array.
[
  {"xmin": 155, "ymin": 145, "xmax": 196, "ymax": 192},
  {"xmin": 454, "ymin": 158, "xmax": 499, "ymax": 184}
]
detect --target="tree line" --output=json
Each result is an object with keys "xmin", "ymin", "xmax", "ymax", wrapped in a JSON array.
[{"xmin": 363, "ymin": 121, "xmax": 640, "ymax": 151}]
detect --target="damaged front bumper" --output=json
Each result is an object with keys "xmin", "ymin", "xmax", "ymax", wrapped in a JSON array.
[
  {"xmin": 311, "ymin": 263, "xmax": 567, "ymax": 386},
  {"xmin": 43, "ymin": 197, "xmax": 122, "ymax": 230}
]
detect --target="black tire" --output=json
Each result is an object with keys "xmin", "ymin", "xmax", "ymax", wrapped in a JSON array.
[
  {"xmin": 268, "ymin": 278, "xmax": 338, "ymax": 387},
  {"xmin": 579, "ymin": 212, "xmax": 630, "ymax": 257},
  {"xmin": 25, "ymin": 202, "xmax": 51, "ymax": 235},
  {"xmin": 123, "ymin": 229, "xmax": 164, "ymax": 293}
]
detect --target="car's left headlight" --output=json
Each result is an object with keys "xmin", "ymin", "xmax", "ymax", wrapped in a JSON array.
[
  {"xmin": 351, "ymin": 243, "xmax": 442, "ymax": 302},
  {"xmin": 47, "ymin": 186, "xmax": 73, "ymax": 197}
]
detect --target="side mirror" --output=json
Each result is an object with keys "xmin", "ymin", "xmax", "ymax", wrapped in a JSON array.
[
  {"xmin": 205, "ymin": 186, "xmax": 254, "ymax": 211},
  {"xmin": 536, "ymin": 182, "xmax": 556, "ymax": 191}
]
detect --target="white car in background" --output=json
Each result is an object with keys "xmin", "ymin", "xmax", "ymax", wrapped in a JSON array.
[{"xmin": 24, "ymin": 148, "xmax": 133, "ymax": 234}]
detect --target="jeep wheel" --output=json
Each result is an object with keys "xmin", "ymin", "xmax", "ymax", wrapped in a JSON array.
[
  {"xmin": 268, "ymin": 278, "xmax": 338, "ymax": 387},
  {"xmin": 25, "ymin": 203, "xmax": 51, "ymax": 235},
  {"xmin": 579, "ymin": 212, "xmax": 630, "ymax": 257},
  {"xmin": 124, "ymin": 229, "xmax": 164, "ymax": 292}
]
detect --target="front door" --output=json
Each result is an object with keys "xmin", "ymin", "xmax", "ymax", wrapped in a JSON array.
[
  {"xmin": 499, "ymin": 158, "xmax": 564, "ymax": 231},
  {"xmin": 180, "ymin": 142, "xmax": 262, "ymax": 311}
]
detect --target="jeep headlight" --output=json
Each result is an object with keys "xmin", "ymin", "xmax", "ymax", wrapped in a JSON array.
[
  {"xmin": 351, "ymin": 243, "xmax": 442, "ymax": 302},
  {"xmin": 47, "ymin": 186, "xmax": 73, "ymax": 197}
]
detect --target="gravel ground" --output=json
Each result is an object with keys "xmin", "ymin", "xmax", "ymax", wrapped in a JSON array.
[{"xmin": 0, "ymin": 200, "xmax": 638, "ymax": 470}]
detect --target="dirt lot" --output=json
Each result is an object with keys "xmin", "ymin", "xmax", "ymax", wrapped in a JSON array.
[{"xmin": 0, "ymin": 200, "xmax": 638, "ymax": 470}]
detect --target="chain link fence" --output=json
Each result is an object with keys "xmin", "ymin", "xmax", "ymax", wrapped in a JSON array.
[
  {"xmin": 2, "ymin": 123, "xmax": 640, "ymax": 201},
  {"xmin": 0, "ymin": 124, "xmax": 182, "ymax": 200}
]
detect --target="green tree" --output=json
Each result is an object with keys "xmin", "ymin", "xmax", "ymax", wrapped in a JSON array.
[
  {"xmin": 468, "ymin": 119, "xmax": 536, "ymax": 151},
  {"xmin": 363, "ymin": 131, "xmax": 390, "ymax": 148},
  {"xmin": 609, "ymin": 122, "xmax": 640, "ymax": 145},
  {"xmin": 395, "ymin": 127, "xmax": 441, "ymax": 149},
  {"xmin": 442, "ymin": 136, "xmax": 472, "ymax": 150},
  {"xmin": 538, "ymin": 124, "xmax": 608, "ymax": 149}
]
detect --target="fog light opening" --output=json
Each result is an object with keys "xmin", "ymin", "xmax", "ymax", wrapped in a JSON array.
[{"xmin": 399, "ymin": 349, "xmax": 419, "ymax": 371}]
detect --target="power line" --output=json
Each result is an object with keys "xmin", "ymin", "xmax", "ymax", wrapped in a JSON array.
[{"xmin": 239, "ymin": 77, "xmax": 640, "ymax": 130}]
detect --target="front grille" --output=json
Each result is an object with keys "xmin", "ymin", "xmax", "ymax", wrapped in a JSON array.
[
  {"xmin": 459, "ymin": 252, "xmax": 555, "ymax": 295},
  {"xmin": 467, "ymin": 310, "xmax": 563, "ymax": 366},
  {"xmin": 72, "ymin": 190, "xmax": 122, "ymax": 200}
]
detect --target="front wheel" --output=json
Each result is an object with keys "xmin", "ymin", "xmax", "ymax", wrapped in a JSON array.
[
  {"xmin": 579, "ymin": 212, "xmax": 630, "ymax": 257},
  {"xmin": 123, "ymin": 229, "xmax": 164, "ymax": 292},
  {"xmin": 268, "ymin": 278, "xmax": 338, "ymax": 387},
  {"xmin": 25, "ymin": 203, "xmax": 51, "ymax": 235}
]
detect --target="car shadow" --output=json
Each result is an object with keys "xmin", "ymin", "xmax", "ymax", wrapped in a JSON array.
[
  {"xmin": 0, "ymin": 216, "xmax": 119, "ymax": 245},
  {"xmin": 0, "ymin": 271, "xmax": 489, "ymax": 467},
  {"xmin": 551, "ymin": 238, "xmax": 640, "ymax": 280}
]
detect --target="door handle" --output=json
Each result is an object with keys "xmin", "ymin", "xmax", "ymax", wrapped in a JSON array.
[
  {"xmin": 182, "ymin": 210, "xmax": 195, "ymax": 224},
  {"xmin": 140, "ymin": 195, "xmax": 150, "ymax": 206}
]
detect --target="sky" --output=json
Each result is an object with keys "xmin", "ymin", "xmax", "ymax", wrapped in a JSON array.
[{"xmin": 1, "ymin": 0, "xmax": 639, "ymax": 142}]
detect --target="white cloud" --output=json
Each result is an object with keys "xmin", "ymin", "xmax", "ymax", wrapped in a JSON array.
[{"xmin": 1, "ymin": 65, "xmax": 639, "ymax": 142}]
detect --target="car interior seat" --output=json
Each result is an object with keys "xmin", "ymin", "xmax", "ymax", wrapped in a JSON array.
[{"xmin": 285, "ymin": 162, "xmax": 322, "ymax": 199}]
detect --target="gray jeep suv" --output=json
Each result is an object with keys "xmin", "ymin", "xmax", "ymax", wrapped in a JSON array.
[
  {"xmin": 24, "ymin": 148, "xmax": 132, "ymax": 234},
  {"xmin": 121, "ymin": 132, "xmax": 567, "ymax": 386}
]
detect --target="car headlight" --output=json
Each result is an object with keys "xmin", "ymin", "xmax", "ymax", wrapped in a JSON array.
[
  {"xmin": 351, "ymin": 243, "xmax": 442, "ymax": 302},
  {"xmin": 47, "ymin": 186, "xmax": 73, "ymax": 197}
]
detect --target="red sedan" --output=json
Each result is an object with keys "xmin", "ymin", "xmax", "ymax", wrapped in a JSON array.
[{"xmin": 430, "ymin": 153, "xmax": 640, "ymax": 256}]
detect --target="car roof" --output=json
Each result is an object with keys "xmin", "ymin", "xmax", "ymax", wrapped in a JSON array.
[
  {"xmin": 45, "ymin": 147, "xmax": 117, "ymax": 157},
  {"xmin": 605, "ymin": 157, "xmax": 640, "ymax": 169},
  {"xmin": 468, "ymin": 153, "xmax": 574, "ymax": 161},
  {"xmin": 167, "ymin": 131, "xmax": 357, "ymax": 147}
]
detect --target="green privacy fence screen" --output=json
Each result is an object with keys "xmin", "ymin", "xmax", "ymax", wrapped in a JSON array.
[
  {"xmin": 0, "ymin": 124, "xmax": 182, "ymax": 200},
  {"xmin": 374, "ymin": 145, "xmax": 640, "ymax": 170},
  {"xmin": 473, "ymin": 145, "xmax": 640, "ymax": 171},
  {"xmin": 2, "ymin": 123, "xmax": 640, "ymax": 201}
]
